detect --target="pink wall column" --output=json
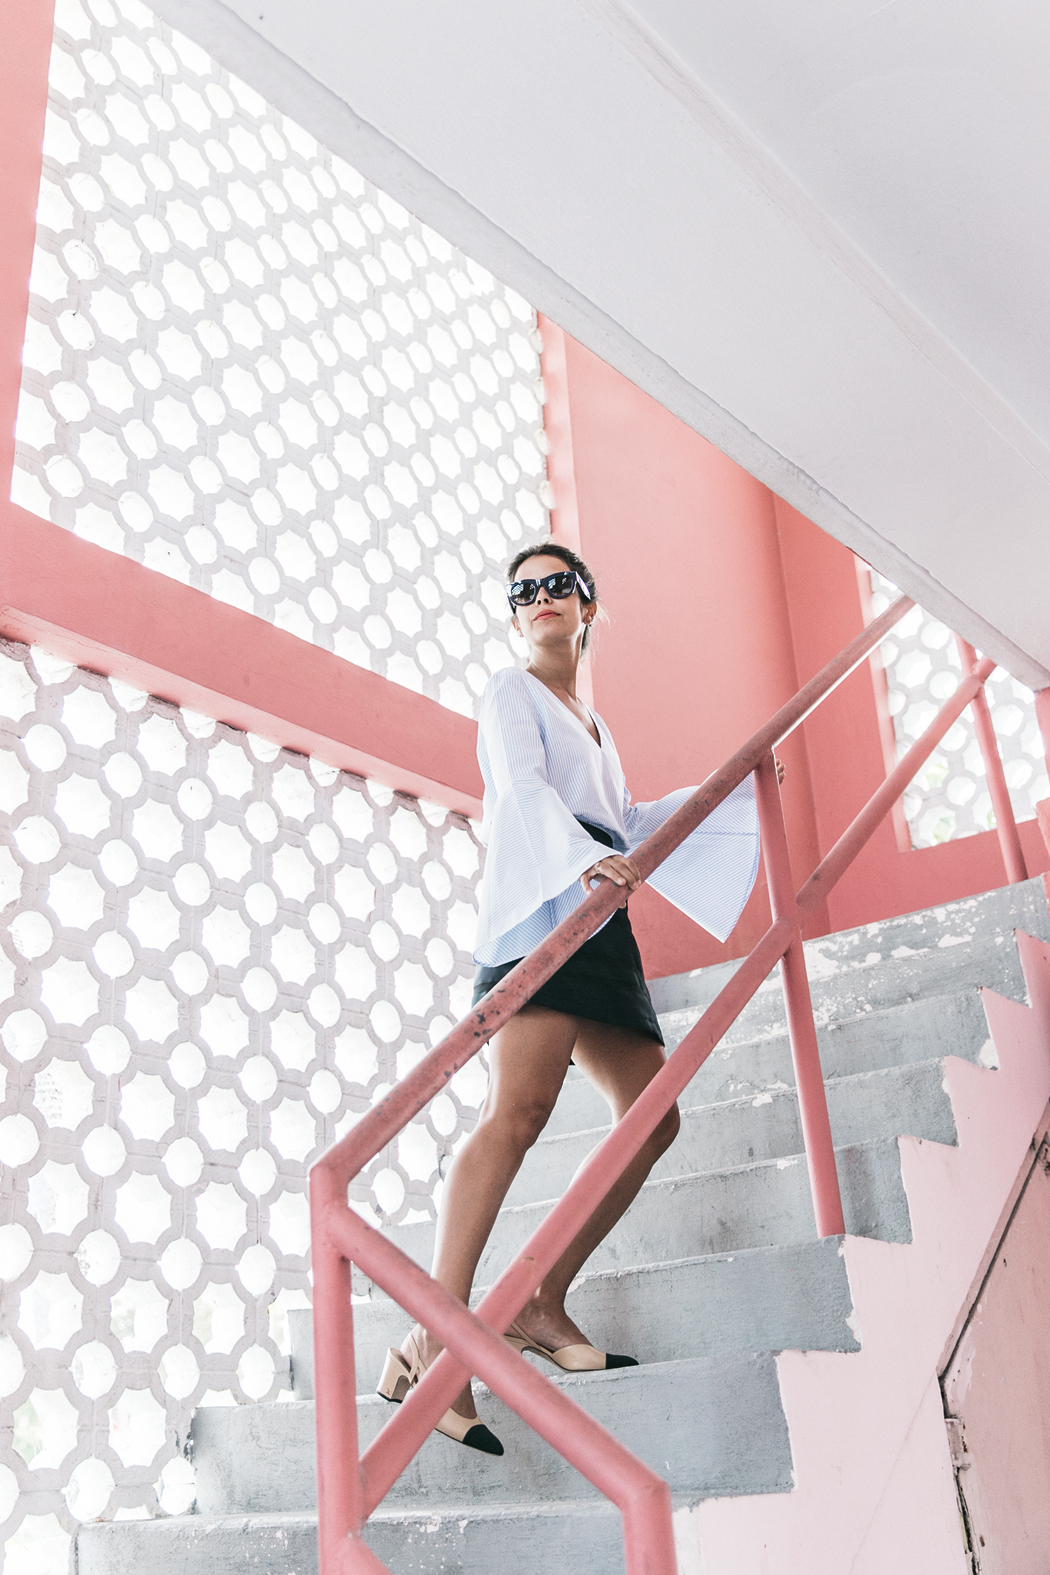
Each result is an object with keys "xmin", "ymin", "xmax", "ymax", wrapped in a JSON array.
[
  {"xmin": 540, "ymin": 322, "xmax": 826, "ymax": 978},
  {"xmin": 1035, "ymin": 689, "xmax": 1050, "ymax": 792},
  {"xmin": 1, "ymin": 0, "xmax": 54, "ymax": 507},
  {"xmin": 773, "ymin": 497, "xmax": 913, "ymax": 937},
  {"xmin": 538, "ymin": 319, "xmax": 592, "ymax": 709}
]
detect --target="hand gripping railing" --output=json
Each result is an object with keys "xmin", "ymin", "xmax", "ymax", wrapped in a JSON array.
[{"xmin": 310, "ymin": 593, "xmax": 1027, "ymax": 1575}]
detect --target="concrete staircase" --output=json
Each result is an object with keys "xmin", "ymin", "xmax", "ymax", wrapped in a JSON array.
[{"xmin": 78, "ymin": 878, "xmax": 1050, "ymax": 1575}]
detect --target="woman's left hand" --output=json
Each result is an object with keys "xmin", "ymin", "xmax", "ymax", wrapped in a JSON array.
[
  {"xmin": 580, "ymin": 853, "xmax": 642, "ymax": 903},
  {"xmin": 775, "ymin": 755, "xmax": 786, "ymax": 785}
]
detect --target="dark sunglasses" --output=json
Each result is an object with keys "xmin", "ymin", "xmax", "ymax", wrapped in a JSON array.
[{"xmin": 506, "ymin": 570, "xmax": 592, "ymax": 608}]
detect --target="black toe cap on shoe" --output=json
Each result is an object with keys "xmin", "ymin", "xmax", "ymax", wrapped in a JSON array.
[
  {"xmin": 604, "ymin": 1353, "xmax": 639, "ymax": 1369},
  {"xmin": 463, "ymin": 1423, "xmax": 504, "ymax": 1456}
]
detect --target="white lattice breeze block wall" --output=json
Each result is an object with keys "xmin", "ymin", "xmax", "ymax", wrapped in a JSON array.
[
  {"xmin": 869, "ymin": 573, "xmax": 1049, "ymax": 850},
  {"xmin": 0, "ymin": 640, "xmax": 487, "ymax": 1565},
  {"xmin": 12, "ymin": 0, "xmax": 551, "ymax": 723}
]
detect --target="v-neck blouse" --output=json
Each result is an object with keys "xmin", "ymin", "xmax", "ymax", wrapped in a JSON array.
[{"xmin": 473, "ymin": 667, "xmax": 760, "ymax": 967}]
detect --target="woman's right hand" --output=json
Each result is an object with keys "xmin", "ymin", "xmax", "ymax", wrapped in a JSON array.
[{"xmin": 580, "ymin": 853, "xmax": 642, "ymax": 901}]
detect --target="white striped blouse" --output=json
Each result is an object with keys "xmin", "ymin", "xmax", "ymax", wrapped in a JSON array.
[{"xmin": 473, "ymin": 668, "xmax": 760, "ymax": 967}]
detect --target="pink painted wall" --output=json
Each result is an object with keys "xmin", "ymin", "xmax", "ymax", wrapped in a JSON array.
[
  {"xmin": 541, "ymin": 322, "xmax": 1050, "ymax": 979},
  {"xmin": 942, "ymin": 1142, "xmax": 1050, "ymax": 1573},
  {"xmin": 541, "ymin": 321, "xmax": 826, "ymax": 977}
]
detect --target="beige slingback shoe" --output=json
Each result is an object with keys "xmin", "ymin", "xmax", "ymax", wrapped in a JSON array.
[
  {"xmin": 503, "ymin": 1319, "xmax": 639, "ymax": 1372},
  {"xmin": 376, "ymin": 1332, "xmax": 504, "ymax": 1456}
]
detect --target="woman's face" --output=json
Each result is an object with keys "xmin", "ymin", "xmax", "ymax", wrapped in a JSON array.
[{"xmin": 511, "ymin": 554, "xmax": 593, "ymax": 660}]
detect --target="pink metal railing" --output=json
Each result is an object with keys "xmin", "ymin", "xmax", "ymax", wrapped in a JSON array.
[
  {"xmin": 955, "ymin": 636, "xmax": 1028, "ymax": 883},
  {"xmin": 309, "ymin": 594, "xmax": 1028, "ymax": 1574}
]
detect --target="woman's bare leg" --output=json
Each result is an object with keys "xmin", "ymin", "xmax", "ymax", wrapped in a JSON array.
[
  {"xmin": 511, "ymin": 1024, "xmax": 680, "ymax": 1354},
  {"xmin": 409, "ymin": 1003, "xmax": 578, "ymax": 1417}
]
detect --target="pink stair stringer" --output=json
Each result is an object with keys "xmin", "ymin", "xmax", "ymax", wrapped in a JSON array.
[{"xmin": 689, "ymin": 927, "xmax": 1050, "ymax": 1575}]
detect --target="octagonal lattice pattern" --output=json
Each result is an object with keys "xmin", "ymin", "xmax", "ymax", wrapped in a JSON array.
[
  {"xmin": 0, "ymin": 638, "xmax": 487, "ymax": 1562},
  {"xmin": 869, "ymin": 573, "xmax": 1049, "ymax": 849},
  {"xmin": 11, "ymin": 0, "xmax": 550, "ymax": 721}
]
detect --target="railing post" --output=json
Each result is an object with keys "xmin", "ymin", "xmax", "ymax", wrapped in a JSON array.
[
  {"xmin": 955, "ymin": 637, "xmax": 1028, "ymax": 884},
  {"xmin": 311, "ymin": 1170, "xmax": 372, "ymax": 1575},
  {"xmin": 754, "ymin": 753, "xmax": 845, "ymax": 1238}
]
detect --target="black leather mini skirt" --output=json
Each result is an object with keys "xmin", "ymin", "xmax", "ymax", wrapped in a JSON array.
[{"xmin": 470, "ymin": 821, "xmax": 664, "ymax": 1045}]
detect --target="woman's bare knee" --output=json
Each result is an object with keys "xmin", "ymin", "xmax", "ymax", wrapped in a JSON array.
[
  {"xmin": 508, "ymin": 1097, "xmax": 557, "ymax": 1151},
  {"xmin": 477, "ymin": 1095, "xmax": 555, "ymax": 1157}
]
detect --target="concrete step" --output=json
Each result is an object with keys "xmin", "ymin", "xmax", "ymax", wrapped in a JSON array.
[
  {"xmin": 507, "ymin": 1057, "xmax": 956, "ymax": 1207},
  {"xmin": 188, "ymin": 1353, "xmax": 791, "ymax": 1516},
  {"xmin": 666, "ymin": 987, "xmax": 992, "ymax": 1109},
  {"xmin": 382, "ymin": 1135, "xmax": 911, "ymax": 1291},
  {"xmin": 79, "ymin": 1500, "xmax": 630, "ymax": 1575},
  {"xmin": 289, "ymin": 1234, "xmax": 858, "ymax": 1401},
  {"xmin": 541, "ymin": 984, "xmax": 990, "ymax": 1140},
  {"xmin": 648, "ymin": 876, "xmax": 1049, "ymax": 1046}
]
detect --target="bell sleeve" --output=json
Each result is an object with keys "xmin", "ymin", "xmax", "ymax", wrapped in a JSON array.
[
  {"xmin": 623, "ymin": 773, "xmax": 760, "ymax": 944},
  {"xmin": 473, "ymin": 673, "xmax": 609, "ymax": 965}
]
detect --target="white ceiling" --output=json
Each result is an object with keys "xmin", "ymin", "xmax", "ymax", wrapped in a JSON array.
[
  {"xmin": 640, "ymin": 0, "xmax": 1050, "ymax": 446},
  {"xmin": 155, "ymin": 0, "xmax": 1050, "ymax": 684}
]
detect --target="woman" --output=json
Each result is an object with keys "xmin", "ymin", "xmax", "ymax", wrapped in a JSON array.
[{"xmin": 378, "ymin": 541, "xmax": 761, "ymax": 1454}]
